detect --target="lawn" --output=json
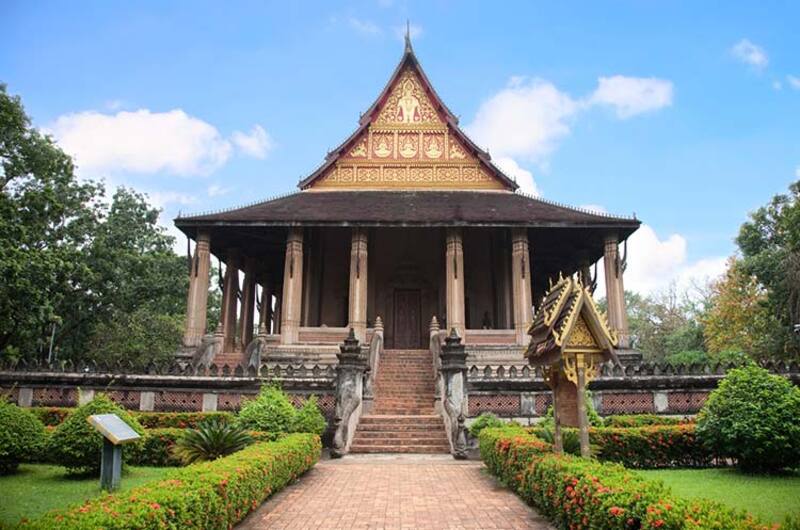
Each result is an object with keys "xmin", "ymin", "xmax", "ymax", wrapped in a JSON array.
[
  {"xmin": 0, "ymin": 464, "xmax": 173, "ymax": 527},
  {"xmin": 636, "ymin": 468, "xmax": 800, "ymax": 524}
]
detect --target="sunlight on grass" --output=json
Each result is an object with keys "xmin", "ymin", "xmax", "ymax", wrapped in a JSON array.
[
  {"xmin": 636, "ymin": 468, "xmax": 800, "ymax": 524},
  {"xmin": 0, "ymin": 464, "xmax": 173, "ymax": 527}
]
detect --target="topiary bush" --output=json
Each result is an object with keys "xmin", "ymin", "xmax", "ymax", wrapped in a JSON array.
[
  {"xmin": 237, "ymin": 385, "xmax": 296, "ymax": 434},
  {"xmin": 292, "ymin": 396, "xmax": 327, "ymax": 435},
  {"xmin": 0, "ymin": 401, "xmax": 46, "ymax": 474},
  {"xmin": 468, "ymin": 412, "xmax": 505, "ymax": 438},
  {"xmin": 696, "ymin": 364, "xmax": 800, "ymax": 472},
  {"xmin": 48, "ymin": 394, "xmax": 144, "ymax": 475}
]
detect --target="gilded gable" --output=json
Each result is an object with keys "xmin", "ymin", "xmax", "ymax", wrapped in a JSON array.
[
  {"xmin": 375, "ymin": 67, "xmax": 443, "ymax": 127},
  {"xmin": 566, "ymin": 315, "xmax": 599, "ymax": 349}
]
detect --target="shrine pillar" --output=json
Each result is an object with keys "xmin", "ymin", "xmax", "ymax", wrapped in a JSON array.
[
  {"xmin": 603, "ymin": 236, "xmax": 630, "ymax": 348},
  {"xmin": 511, "ymin": 228, "xmax": 533, "ymax": 345},
  {"xmin": 348, "ymin": 228, "xmax": 369, "ymax": 342},
  {"xmin": 280, "ymin": 228, "xmax": 304, "ymax": 344},
  {"xmin": 182, "ymin": 231, "xmax": 211, "ymax": 348},
  {"xmin": 239, "ymin": 258, "xmax": 257, "ymax": 349},
  {"xmin": 259, "ymin": 277, "xmax": 274, "ymax": 334},
  {"xmin": 220, "ymin": 249, "xmax": 241, "ymax": 352},
  {"xmin": 445, "ymin": 228, "xmax": 465, "ymax": 339}
]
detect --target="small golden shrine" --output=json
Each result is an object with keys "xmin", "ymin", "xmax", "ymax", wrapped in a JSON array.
[{"xmin": 525, "ymin": 274, "xmax": 618, "ymax": 456}]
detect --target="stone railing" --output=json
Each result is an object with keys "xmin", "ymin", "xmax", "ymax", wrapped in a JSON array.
[
  {"xmin": 465, "ymin": 359, "xmax": 800, "ymax": 419},
  {"xmin": 363, "ymin": 317, "xmax": 384, "ymax": 413}
]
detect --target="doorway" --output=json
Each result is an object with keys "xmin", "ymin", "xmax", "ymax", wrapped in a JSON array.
[{"xmin": 393, "ymin": 289, "xmax": 422, "ymax": 349}]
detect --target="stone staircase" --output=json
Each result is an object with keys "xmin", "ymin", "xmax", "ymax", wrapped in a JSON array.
[{"xmin": 350, "ymin": 349, "xmax": 450, "ymax": 454}]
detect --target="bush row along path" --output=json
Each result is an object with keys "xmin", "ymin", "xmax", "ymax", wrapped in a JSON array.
[{"xmin": 237, "ymin": 454, "xmax": 552, "ymax": 530}]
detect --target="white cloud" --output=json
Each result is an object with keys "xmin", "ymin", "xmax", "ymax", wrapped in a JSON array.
[
  {"xmin": 466, "ymin": 77, "xmax": 579, "ymax": 162},
  {"xmin": 788, "ymin": 75, "xmax": 800, "ymax": 90},
  {"xmin": 145, "ymin": 190, "xmax": 197, "ymax": 209},
  {"xmin": 731, "ymin": 39, "xmax": 768, "ymax": 70},
  {"xmin": 49, "ymin": 109, "xmax": 233, "ymax": 176},
  {"xmin": 207, "ymin": 184, "xmax": 231, "ymax": 197},
  {"xmin": 494, "ymin": 156, "xmax": 539, "ymax": 196},
  {"xmin": 589, "ymin": 76, "xmax": 674, "ymax": 119},
  {"xmin": 348, "ymin": 17, "xmax": 381, "ymax": 36},
  {"xmin": 596, "ymin": 224, "xmax": 727, "ymax": 297},
  {"xmin": 231, "ymin": 124, "xmax": 272, "ymax": 159}
]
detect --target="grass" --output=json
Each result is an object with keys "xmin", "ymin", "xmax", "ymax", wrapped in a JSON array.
[
  {"xmin": 636, "ymin": 468, "xmax": 800, "ymax": 524},
  {"xmin": 0, "ymin": 464, "xmax": 173, "ymax": 527}
]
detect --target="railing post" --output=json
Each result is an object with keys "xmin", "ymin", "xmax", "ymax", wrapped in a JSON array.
[
  {"xmin": 331, "ymin": 328, "xmax": 368, "ymax": 458},
  {"xmin": 440, "ymin": 327, "xmax": 468, "ymax": 459}
]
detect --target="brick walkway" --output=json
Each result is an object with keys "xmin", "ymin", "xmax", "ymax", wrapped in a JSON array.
[{"xmin": 238, "ymin": 455, "xmax": 552, "ymax": 530}]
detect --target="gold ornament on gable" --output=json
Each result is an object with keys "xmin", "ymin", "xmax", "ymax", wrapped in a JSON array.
[{"xmin": 376, "ymin": 68, "xmax": 442, "ymax": 126}]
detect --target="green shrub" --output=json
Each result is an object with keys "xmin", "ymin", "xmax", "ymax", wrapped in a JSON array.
[
  {"xmin": 530, "ymin": 426, "xmax": 584, "ymax": 456},
  {"xmin": 127, "ymin": 428, "xmax": 277, "ymax": 467},
  {"xmin": 127, "ymin": 428, "xmax": 185, "ymax": 467},
  {"xmin": 0, "ymin": 401, "xmax": 46, "ymax": 474},
  {"xmin": 696, "ymin": 365, "xmax": 800, "ymax": 472},
  {"xmin": 291, "ymin": 396, "xmax": 327, "ymax": 435},
  {"xmin": 237, "ymin": 385, "xmax": 296, "ymax": 433},
  {"xmin": 604, "ymin": 414, "xmax": 691, "ymax": 428},
  {"xmin": 173, "ymin": 420, "xmax": 252, "ymax": 464},
  {"xmin": 47, "ymin": 394, "xmax": 144, "ymax": 475},
  {"xmin": 592, "ymin": 424, "xmax": 713, "ymax": 468},
  {"xmin": 29, "ymin": 406, "xmax": 72, "ymax": 426},
  {"xmin": 480, "ymin": 427, "xmax": 772, "ymax": 530},
  {"xmin": 19, "ymin": 433, "xmax": 321, "ymax": 530},
  {"xmin": 134, "ymin": 411, "xmax": 234, "ymax": 429},
  {"xmin": 468, "ymin": 412, "xmax": 505, "ymax": 438}
]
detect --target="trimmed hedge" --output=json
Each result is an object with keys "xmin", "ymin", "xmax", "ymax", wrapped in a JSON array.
[
  {"xmin": 0, "ymin": 401, "xmax": 46, "ymax": 474},
  {"xmin": 604, "ymin": 414, "xmax": 692, "ymax": 428},
  {"xmin": 127, "ymin": 428, "xmax": 281, "ymax": 467},
  {"xmin": 29, "ymin": 408, "xmax": 235, "ymax": 429},
  {"xmin": 480, "ymin": 427, "xmax": 772, "ymax": 530},
  {"xmin": 19, "ymin": 433, "xmax": 321, "ymax": 529},
  {"xmin": 592, "ymin": 425, "xmax": 714, "ymax": 469}
]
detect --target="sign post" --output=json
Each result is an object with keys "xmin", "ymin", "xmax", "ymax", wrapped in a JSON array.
[{"xmin": 87, "ymin": 414, "xmax": 141, "ymax": 492}]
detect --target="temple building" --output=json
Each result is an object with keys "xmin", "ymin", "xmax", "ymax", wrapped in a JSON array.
[{"xmin": 175, "ymin": 37, "xmax": 639, "ymax": 391}]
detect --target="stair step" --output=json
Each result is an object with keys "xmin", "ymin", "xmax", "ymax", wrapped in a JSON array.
[{"xmin": 350, "ymin": 444, "xmax": 450, "ymax": 454}]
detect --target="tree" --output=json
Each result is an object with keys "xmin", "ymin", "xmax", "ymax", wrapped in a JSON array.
[
  {"xmin": 702, "ymin": 258, "xmax": 783, "ymax": 360},
  {"xmin": 0, "ymin": 84, "xmax": 189, "ymax": 364},
  {"xmin": 0, "ymin": 83, "xmax": 102, "ymax": 358},
  {"xmin": 736, "ymin": 180, "xmax": 800, "ymax": 358}
]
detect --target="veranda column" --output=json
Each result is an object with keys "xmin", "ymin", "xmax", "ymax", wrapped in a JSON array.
[
  {"xmin": 259, "ymin": 277, "xmax": 274, "ymax": 334},
  {"xmin": 603, "ymin": 236, "xmax": 630, "ymax": 348},
  {"xmin": 511, "ymin": 228, "xmax": 533, "ymax": 345},
  {"xmin": 238, "ymin": 257, "xmax": 257, "ymax": 349},
  {"xmin": 445, "ymin": 228, "xmax": 465, "ymax": 339},
  {"xmin": 348, "ymin": 227, "xmax": 368, "ymax": 342},
  {"xmin": 220, "ymin": 249, "xmax": 241, "ymax": 352},
  {"xmin": 280, "ymin": 228, "xmax": 304, "ymax": 344},
  {"xmin": 182, "ymin": 231, "xmax": 211, "ymax": 347}
]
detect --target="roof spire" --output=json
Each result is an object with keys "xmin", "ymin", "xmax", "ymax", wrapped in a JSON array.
[{"xmin": 404, "ymin": 19, "xmax": 412, "ymax": 52}]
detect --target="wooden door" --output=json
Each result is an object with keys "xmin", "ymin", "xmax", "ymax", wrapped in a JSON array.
[{"xmin": 393, "ymin": 289, "xmax": 422, "ymax": 349}]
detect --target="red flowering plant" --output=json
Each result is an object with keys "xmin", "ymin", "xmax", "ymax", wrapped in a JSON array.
[
  {"xmin": 592, "ymin": 424, "xmax": 715, "ymax": 469},
  {"xmin": 479, "ymin": 427, "xmax": 773, "ymax": 530}
]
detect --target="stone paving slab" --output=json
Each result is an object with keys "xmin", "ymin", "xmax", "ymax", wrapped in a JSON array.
[{"xmin": 238, "ymin": 455, "xmax": 553, "ymax": 530}]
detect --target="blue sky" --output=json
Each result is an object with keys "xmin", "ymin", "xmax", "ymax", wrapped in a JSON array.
[{"xmin": 2, "ymin": 1, "xmax": 799, "ymax": 294}]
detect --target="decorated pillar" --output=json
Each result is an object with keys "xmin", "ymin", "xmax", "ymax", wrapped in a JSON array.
[
  {"xmin": 331, "ymin": 328, "xmax": 368, "ymax": 458},
  {"xmin": 440, "ymin": 328, "xmax": 468, "ymax": 459},
  {"xmin": 445, "ymin": 228, "xmax": 465, "ymax": 339},
  {"xmin": 182, "ymin": 231, "xmax": 211, "ymax": 347},
  {"xmin": 603, "ymin": 236, "xmax": 630, "ymax": 348},
  {"xmin": 511, "ymin": 228, "xmax": 533, "ymax": 344},
  {"xmin": 239, "ymin": 258, "xmax": 257, "ymax": 349},
  {"xmin": 259, "ymin": 277, "xmax": 274, "ymax": 334},
  {"xmin": 348, "ymin": 228, "xmax": 369, "ymax": 342},
  {"xmin": 280, "ymin": 228, "xmax": 304, "ymax": 344},
  {"xmin": 220, "ymin": 249, "xmax": 241, "ymax": 352}
]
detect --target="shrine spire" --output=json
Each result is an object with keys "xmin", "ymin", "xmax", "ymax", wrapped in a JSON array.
[{"xmin": 404, "ymin": 20, "xmax": 413, "ymax": 52}]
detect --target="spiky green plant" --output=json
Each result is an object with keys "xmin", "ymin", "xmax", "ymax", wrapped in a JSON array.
[{"xmin": 172, "ymin": 419, "xmax": 252, "ymax": 464}]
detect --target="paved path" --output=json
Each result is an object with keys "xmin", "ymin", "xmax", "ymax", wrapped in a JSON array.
[{"xmin": 238, "ymin": 454, "xmax": 552, "ymax": 530}]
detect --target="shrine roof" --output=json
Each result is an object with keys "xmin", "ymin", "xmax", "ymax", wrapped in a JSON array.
[{"xmin": 175, "ymin": 190, "xmax": 640, "ymax": 232}]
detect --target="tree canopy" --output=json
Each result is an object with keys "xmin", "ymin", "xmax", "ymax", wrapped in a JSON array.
[{"xmin": 0, "ymin": 84, "xmax": 188, "ymax": 365}]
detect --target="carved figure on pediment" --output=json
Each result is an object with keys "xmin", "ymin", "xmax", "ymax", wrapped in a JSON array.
[
  {"xmin": 349, "ymin": 139, "xmax": 367, "ymax": 158},
  {"xmin": 399, "ymin": 135, "xmax": 417, "ymax": 158},
  {"xmin": 397, "ymin": 78, "xmax": 422, "ymax": 123},
  {"xmin": 374, "ymin": 136, "xmax": 392, "ymax": 158},
  {"xmin": 425, "ymin": 136, "xmax": 443, "ymax": 158},
  {"xmin": 449, "ymin": 142, "xmax": 466, "ymax": 159}
]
